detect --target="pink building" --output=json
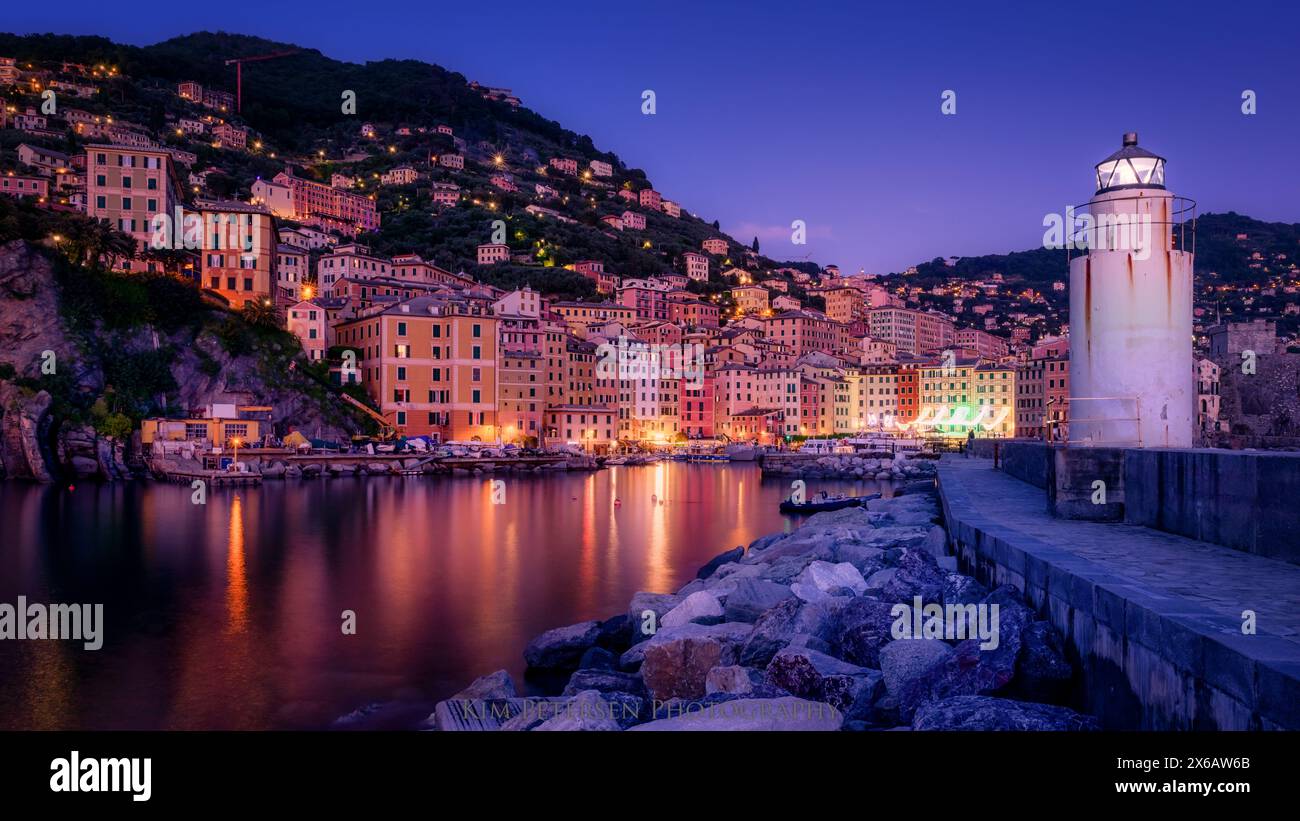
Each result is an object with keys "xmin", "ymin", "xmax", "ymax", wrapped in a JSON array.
[
  {"xmin": 621, "ymin": 211, "xmax": 646, "ymax": 230},
  {"xmin": 287, "ymin": 300, "xmax": 328, "ymax": 361},
  {"xmin": 679, "ymin": 372, "xmax": 715, "ymax": 438},
  {"xmin": 0, "ymin": 174, "xmax": 49, "ymax": 200},
  {"xmin": 682, "ymin": 251, "xmax": 709, "ymax": 282},
  {"xmin": 549, "ymin": 157, "xmax": 578, "ymax": 175},
  {"xmin": 638, "ymin": 189, "xmax": 662, "ymax": 209},
  {"xmin": 477, "ymin": 243, "xmax": 510, "ymax": 265}
]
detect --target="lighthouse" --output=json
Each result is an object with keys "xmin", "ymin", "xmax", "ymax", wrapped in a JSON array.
[{"xmin": 1068, "ymin": 133, "xmax": 1195, "ymax": 448}]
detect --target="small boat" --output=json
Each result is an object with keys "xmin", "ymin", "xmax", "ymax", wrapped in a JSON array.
[
  {"xmin": 604, "ymin": 456, "xmax": 628, "ymax": 466},
  {"xmin": 779, "ymin": 492, "xmax": 880, "ymax": 515}
]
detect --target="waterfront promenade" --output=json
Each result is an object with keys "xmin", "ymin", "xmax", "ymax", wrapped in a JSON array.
[{"xmin": 938, "ymin": 455, "xmax": 1300, "ymax": 729}]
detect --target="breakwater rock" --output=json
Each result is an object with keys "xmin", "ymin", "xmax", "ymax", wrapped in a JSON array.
[
  {"xmin": 761, "ymin": 452, "xmax": 938, "ymax": 481},
  {"xmin": 425, "ymin": 489, "xmax": 1098, "ymax": 732}
]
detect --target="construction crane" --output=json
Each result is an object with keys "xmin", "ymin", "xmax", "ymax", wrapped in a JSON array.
[{"xmin": 224, "ymin": 49, "xmax": 299, "ymax": 113}]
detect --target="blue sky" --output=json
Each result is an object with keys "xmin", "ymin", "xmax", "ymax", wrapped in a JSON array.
[{"xmin": 7, "ymin": 0, "xmax": 1299, "ymax": 272}]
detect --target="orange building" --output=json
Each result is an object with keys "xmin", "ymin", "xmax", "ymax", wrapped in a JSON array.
[
  {"xmin": 335, "ymin": 297, "xmax": 499, "ymax": 441},
  {"xmin": 196, "ymin": 200, "xmax": 277, "ymax": 309}
]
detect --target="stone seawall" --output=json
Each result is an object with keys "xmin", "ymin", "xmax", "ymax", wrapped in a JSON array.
[
  {"xmin": 938, "ymin": 457, "xmax": 1300, "ymax": 730},
  {"xmin": 760, "ymin": 452, "xmax": 938, "ymax": 482},
  {"xmin": 967, "ymin": 440, "xmax": 1300, "ymax": 564},
  {"xmin": 1124, "ymin": 448, "xmax": 1300, "ymax": 566}
]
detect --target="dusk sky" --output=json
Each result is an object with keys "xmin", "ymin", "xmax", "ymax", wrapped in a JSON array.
[{"xmin": 8, "ymin": 0, "xmax": 1298, "ymax": 273}]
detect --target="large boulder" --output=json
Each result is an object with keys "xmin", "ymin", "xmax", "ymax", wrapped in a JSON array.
[
  {"xmin": 620, "ymin": 621, "xmax": 752, "ymax": 670},
  {"xmin": 626, "ymin": 592, "xmax": 681, "ymax": 644},
  {"xmin": 721, "ymin": 578, "xmax": 795, "ymax": 623},
  {"xmin": 640, "ymin": 634, "xmax": 739, "ymax": 701},
  {"xmin": 833, "ymin": 597, "xmax": 900, "ymax": 667},
  {"xmin": 1009, "ymin": 620, "xmax": 1075, "ymax": 703},
  {"xmin": 881, "ymin": 548, "xmax": 947, "ymax": 603},
  {"xmin": 660, "ymin": 590, "xmax": 724, "ymax": 628},
  {"xmin": 523, "ymin": 620, "xmax": 602, "ymax": 670},
  {"xmin": 912, "ymin": 696, "xmax": 1099, "ymax": 731},
  {"xmin": 759, "ymin": 555, "xmax": 819, "ymax": 585},
  {"xmin": 794, "ymin": 561, "xmax": 868, "ymax": 596},
  {"xmin": 832, "ymin": 542, "xmax": 887, "ymax": 572},
  {"xmin": 426, "ymin": 670, "xmax": 517, "ymax": 731},
  {"xmin": 892, "ymin": 585, "xmax": 1037, "ymax": 719},
  {"xmin": 705, "ymin": 665, "xmax": 767, "ymax": 696},
  {"xmin": 628, "ymin": 697, "xmax": 844, "ymax": 731},
  {"xmin": 942, "ymin": 574, "xmax": 989, "ymax": 606},
  {"xmin": 739, "ymin": 598, "xmax": 840, "ymax": 668},
  {"xmin": 878, "ymin": 639, "xmax": 954, "ymax": 697},
  {"xmin": 765, "ymin": 645, "xmax": 883, "ymax": 721},
  {"xmin": 595, "ymin": 614, "xmax": 632, "ymax": 652},
  {"xmin": 562, "ymin": 668, "xmax": 648, "ymax": 698},
  {"xmin": 533, "ymin": 690, "xmax": 625, "ymax": 731},
  {"xmin": 697, "ymin": 546, "xmax": 744, "ymax": 579}
]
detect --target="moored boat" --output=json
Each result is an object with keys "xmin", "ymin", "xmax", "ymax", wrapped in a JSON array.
[{"xmin": 778, "ymin": 492, "xmax": 880, "ymax": 515}]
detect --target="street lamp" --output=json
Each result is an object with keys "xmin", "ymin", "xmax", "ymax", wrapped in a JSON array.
[{"xmin": 231, "ymin": 437, "xmax": 242, "ymax": 469}]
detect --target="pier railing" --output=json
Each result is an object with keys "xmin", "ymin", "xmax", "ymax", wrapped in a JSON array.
[{"xmin": 1057, "ymin": 396, "xmax": 1142, "ymax": 447}]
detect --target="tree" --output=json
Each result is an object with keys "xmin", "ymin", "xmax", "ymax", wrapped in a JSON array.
[{"xmin": 751, "ymin": 236, "xmax": 760, "ymax": 253}]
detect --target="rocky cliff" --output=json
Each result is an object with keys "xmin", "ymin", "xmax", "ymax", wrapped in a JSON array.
[{"xmin": 0, "ymin": 240, "xmax": 363, "ymax": 481}]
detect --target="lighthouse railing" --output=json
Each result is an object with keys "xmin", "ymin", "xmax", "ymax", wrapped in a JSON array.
[{"xmin": 1064, "ymin": 195, "xmax": 1197, "ymax": 264}]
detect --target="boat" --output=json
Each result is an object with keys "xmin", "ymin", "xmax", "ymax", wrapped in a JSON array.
[
  {"xmin": 604, "ymin": 456, "xmax": 628, "ymax": 466},
  {"xmin": 779, "ymin": 492, "xmax": 880, "ymax": 515}
]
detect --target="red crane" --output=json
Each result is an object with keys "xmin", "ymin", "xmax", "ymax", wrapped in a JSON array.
[{"xmin": 224, "ymin": 49, "xmax": 299, "ymax": 112}]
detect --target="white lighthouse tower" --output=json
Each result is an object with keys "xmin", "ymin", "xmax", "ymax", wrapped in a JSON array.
[{"xmin": 1067, "ymin": 133, "xmax": 1195, "ymax": 448}]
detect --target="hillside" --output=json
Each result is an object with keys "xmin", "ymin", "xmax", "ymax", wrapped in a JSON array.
[{"xmin": 0, "ymin": 31, "xmax": 809, "ymax": 299}]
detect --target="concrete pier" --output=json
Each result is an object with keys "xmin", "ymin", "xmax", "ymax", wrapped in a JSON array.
[{"xmin": 938, "ymin": 455, "xmax": 1300, "ymax": 730}]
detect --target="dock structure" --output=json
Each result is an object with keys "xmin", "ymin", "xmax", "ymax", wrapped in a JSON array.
[
  {"xmin": 938, "ymin": 454, "xmax": 1300, "ymax": 730},
  {"xmin": 156, "ymin": 468, "xmax": 263, "ymax": 486}
]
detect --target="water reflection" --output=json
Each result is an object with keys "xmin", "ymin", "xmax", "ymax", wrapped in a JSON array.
[{"xmin": 0, "ymin": 464, "xmax": 889, "ymax": 729}]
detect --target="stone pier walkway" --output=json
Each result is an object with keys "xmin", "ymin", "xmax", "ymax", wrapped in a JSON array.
[{"xmin": 938, "ymin": 455, "xmax": 1300, "ymax": 729}]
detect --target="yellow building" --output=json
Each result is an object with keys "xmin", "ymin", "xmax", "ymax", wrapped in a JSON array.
[
  {"xmin": 731, "ymin": 285, "xmax": 770, "ymax": 315},
  {"xmin": 335, "ymin": 297, "xmax": 499, "ymax": 441},
  {"xmin": 974, "ymin": 362, "xmax": 1016, "ymax": 437},
  {"xmin": 141, "ymin": 415, "xmax": 263, "ymax": 448},
  {"xmin": 917, "ymin": 357, "xmax": 1016, "ymax": 437}
]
